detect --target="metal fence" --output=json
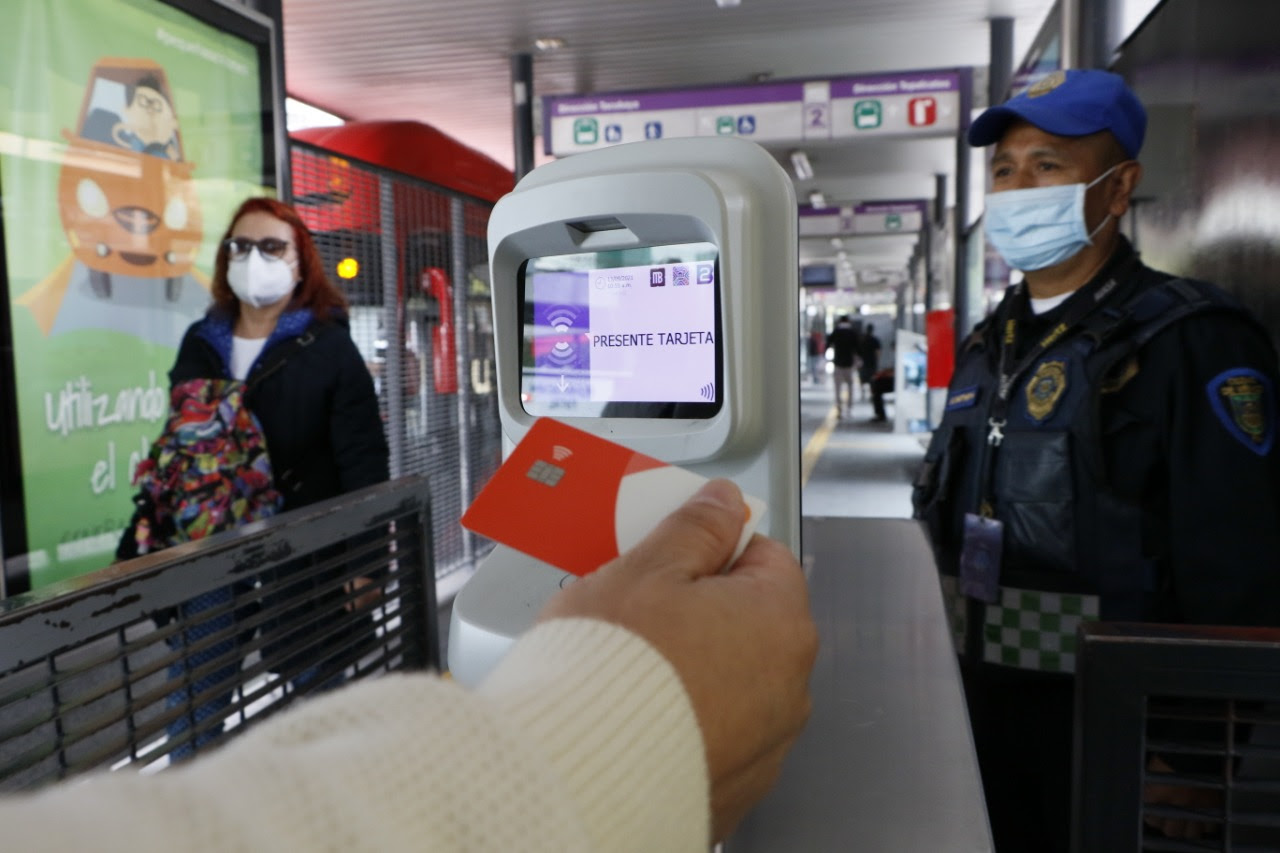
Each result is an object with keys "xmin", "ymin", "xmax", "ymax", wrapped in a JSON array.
[
  {"xmin": 290, "ymin": 141, "xmax": 503, "ymax": 589},
  {"xmin": 0, "ymin": 476, "xmax": 437, "ymax": 790},
  {"xmin": 1073, "ymin": 621, "xmax": 1280, "ymax": 852}
]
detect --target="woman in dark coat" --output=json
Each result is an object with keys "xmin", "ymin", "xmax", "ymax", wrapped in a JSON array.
[
  {"xmin": 133, "ymin": 197, "xmax": 389, "ymax": 759},
  {"xmin": 168, "ymin": 197, "xmax": 388, "ymax": 505}
]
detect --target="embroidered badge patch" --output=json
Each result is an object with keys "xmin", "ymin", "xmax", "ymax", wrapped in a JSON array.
[
  {"xmin": 1025, "ymin": 360, "xmax": 1068, "ymax": 422},
  {"xmin": 946, "ymin": 386, "xmax": 979, "ymax": 411},
  {"xmin": 1207, "ymin": 368, "xmax": 1275, "ymax": 455},
  {"xmin": 1028, "ymin": 70, "xmax": 1066, "ymax": 98}
]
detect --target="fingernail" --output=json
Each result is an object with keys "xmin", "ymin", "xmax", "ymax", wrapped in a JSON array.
[{"xmin": 691, "ymin": 478, "xmax": 741, "ymax": 512}]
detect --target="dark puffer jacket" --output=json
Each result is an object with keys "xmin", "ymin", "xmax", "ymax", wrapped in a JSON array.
[
  {"xmin": 168, "ymin": 308, "xmax": 389, "ymax": 509},
  {"xmin": 161, "ymin": 308, "xmax": 389, "ymax": 680}
]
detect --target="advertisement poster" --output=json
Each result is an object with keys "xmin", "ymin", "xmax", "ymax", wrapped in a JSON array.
[{"xmin": 0, "ymin": 0, "xmax": 273, "ymax": 591}]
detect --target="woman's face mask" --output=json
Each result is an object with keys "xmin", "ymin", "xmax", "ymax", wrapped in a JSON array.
[
  {"xmin": 226, "ymin": 248, "xmax": 297, "ymax": 308},
  {"xmin": 984, "ymin": 163, "xmax": 1123, "ymax": 271}
]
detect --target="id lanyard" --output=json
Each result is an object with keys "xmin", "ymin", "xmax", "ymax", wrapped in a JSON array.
[
  {"xmin": 976, "ymin": 264, "xmax": 1131, "ymax": 517},
  {"xmin": 959, "ymin": 264, "xmax": 1130, "ymax": 613}
]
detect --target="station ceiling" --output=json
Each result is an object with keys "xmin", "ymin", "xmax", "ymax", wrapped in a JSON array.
[{"xmin": 282, "ymin": 0, "xmax": 1057, "ymax": 288}]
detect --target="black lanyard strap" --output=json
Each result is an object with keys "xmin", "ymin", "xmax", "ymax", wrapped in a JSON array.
[
  {"xmin": 976, "ymin": 255, "xmax": 1139, "ymax": 516},
  {"xmin": 987, "ymin": 255, "xmax": 1137, "ymax": 447}
]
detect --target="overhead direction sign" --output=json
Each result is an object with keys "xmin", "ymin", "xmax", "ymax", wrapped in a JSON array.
[
  {"xmin": 544, "ymin": 70, "xmax": 964, "ymax": 156},
  {"xmin": 798, "ymin": 200, "xmax": 928, "ymax": 237}
]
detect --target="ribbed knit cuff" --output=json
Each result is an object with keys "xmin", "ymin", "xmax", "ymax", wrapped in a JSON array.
[{"xmin": 478, "ymin": 618, "xmax": 710, "ymax": 852}]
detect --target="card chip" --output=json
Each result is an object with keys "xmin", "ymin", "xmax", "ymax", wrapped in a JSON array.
[{"xmin": 526, "ymin": 460, "xmax": 566, "ymax": 487}]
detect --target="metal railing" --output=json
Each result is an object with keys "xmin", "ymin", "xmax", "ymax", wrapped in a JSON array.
[
  {"xmin": 1073, "ymin": 621, "xmax": 1280, "ymax": 852},
  {"xmin": 291, "ymin": 141, "xmax": 503, "ymax": 587},
  {"xmin": 0, "ymin": 475, "xmax": 437, "ymax": 790}
]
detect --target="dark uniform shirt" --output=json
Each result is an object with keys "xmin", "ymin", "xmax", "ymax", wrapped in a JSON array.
[{"xmin": 920, "ymin": 239, "xmax": 1280, "ymax": 629}]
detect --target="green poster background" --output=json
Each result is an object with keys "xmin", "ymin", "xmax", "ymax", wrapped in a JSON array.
[{"xmin": 0, "ymin": 0, "xmax": 271, "ymax": 590}]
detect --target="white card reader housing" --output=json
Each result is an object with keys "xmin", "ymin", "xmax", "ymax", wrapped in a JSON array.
[{"xmin": 449, "ymin": 136, "xmax": 799, "ymax": 686}]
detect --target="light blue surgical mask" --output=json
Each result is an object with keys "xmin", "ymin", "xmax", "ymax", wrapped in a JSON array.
[{"xmin": 984, "ymin": 164, "xmax": 1121, "ymax": 271}]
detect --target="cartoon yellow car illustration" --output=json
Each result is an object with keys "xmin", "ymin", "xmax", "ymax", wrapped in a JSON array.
[{"xmin": 57, "ymin": 58, "xmax": 202, "ymax": 300}]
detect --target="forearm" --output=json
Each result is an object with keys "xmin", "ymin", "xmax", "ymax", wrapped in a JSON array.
[
  {"xmin": 479, "ymin": 618, "xmax": 710, "ymax": 851},
  {"xmin": 0, "ymin": 620, "xmax": 709, "ymax": 853}
]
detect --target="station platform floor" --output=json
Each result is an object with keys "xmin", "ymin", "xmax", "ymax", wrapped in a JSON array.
[{"xmin": 797, "ymin": 377, "xmax": 927, "ymax": 520}]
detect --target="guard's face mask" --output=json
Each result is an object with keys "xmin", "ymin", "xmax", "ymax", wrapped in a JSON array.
[{"xmin": 984, "ymin": 163, "xmax": 1123, "ymax": 271}]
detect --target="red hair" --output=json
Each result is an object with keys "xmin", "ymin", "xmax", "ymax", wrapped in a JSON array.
[{"xmin": 209, "ymin": 196, "xmax": 349, "ymax": 320}]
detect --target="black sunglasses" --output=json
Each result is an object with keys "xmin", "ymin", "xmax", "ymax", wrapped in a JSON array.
[{"xmin": 223, "ymin": 236, "xmax": 292, "ymax": 260}]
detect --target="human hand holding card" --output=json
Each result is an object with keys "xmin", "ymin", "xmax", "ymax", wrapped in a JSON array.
[{"xmin": 460, "ymin": 417, "xmax": 767, "ymax": 576}]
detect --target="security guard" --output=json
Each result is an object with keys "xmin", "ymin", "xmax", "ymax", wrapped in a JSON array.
[{"xmin": 913, "ymin": 69, "xmax": 1280, "ymax": 850}]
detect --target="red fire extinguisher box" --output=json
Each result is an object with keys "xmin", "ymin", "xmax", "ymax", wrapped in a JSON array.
[{"xmin": 925, "ymin": 309, "xmax": 955, "ymax": 389}]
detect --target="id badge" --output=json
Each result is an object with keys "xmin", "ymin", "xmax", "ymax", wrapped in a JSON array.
[{"xmin": 959, "ymin": 512, "xmax": 1003, "ymax": 603}]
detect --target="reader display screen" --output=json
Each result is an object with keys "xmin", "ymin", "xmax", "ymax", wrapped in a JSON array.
[{"xmin": 519, "ymin": 241, "xmax": 722, "ymax": 418}]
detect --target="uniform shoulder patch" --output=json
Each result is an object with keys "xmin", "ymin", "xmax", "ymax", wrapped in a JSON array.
[{"xmin": 1207, "ymin": 368, "xmax": 1275, "ymax": 455}]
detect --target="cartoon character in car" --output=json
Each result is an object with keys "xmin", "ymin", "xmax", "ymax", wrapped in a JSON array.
[{"xmin": 57, "ymin": 58, "xmax": 202, "ymax": 301}]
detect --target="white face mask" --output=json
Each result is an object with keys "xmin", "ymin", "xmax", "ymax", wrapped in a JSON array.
[
  {"xmin": 984, "ymin": 163, "xmax": 1122, "ymax": 271},
  {"xmin": 226, "ymin": 250, "xmax": 297, "ymax": 308}
]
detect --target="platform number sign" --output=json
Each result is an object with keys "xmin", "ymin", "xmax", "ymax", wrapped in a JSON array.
[
  {"xmin": 854, "ymin": 100, "xmax": 882, "ymax": 130},
  {"xmin": 908, "ymin": 97, "xmax": 938, "ymax": 127},
  {"xmin": 807, "ymin": 104, "xmax": 830, "ymax": 131},
  {"xmin": 574, "ymin": 118, "xmax": 599, "ymax": 145}
]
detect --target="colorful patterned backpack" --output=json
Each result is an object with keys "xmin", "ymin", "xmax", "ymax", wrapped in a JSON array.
[{"xmin": 127, "ymin": 378, "xmax": 283, "ymax": 555}]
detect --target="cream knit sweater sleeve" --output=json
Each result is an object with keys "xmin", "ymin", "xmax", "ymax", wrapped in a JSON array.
[{"xmin": 1, "ymin": 618, "xmax": 711, "ymax": 852}]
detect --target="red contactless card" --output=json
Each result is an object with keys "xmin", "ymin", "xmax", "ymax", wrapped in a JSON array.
[{"xmin": 460, "ymin": 417, "xmax": 766, "ymax": 576}]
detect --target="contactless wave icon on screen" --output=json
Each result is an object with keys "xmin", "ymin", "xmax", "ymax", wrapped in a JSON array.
[
  {"xmin": 699, "ymin": 382, "xmax": 715, "ymax": 401},
  {"xmin": 542, "ymin": 305, "xmax": 584, "ymax": 368},
  {"xmin": 546, "ymin": 307, "xmax": 577, "ymax": 328}
]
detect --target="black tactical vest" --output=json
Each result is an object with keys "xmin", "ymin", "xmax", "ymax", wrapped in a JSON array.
[{"xmin": 914, "ymin": 274, "xmax": 1255, "ymax": 626}]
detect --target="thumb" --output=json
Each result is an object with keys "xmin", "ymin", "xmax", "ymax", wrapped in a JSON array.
[{"xmin": 607, "ymin": 478, "xmax": 747, "ymax": 582}]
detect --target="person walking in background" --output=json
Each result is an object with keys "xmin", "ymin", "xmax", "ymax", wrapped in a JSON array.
[
  {"xmin": 869, "ymin": 367, "xmax": 894, "ymax": 424},
  {"xmin": 806, "ymin": 326, "xmax": 826, "ymax": 384},
  {"xmin": 912, "ymin": 69, "xmax": 1280, "ymax": 850},
  {"xmin": 857, "ymin": 323, "xmax": 882, "ymax": 407},
  {"xmin": 825, "ymin": 314, "xmax": 860, "ymax": 419}
]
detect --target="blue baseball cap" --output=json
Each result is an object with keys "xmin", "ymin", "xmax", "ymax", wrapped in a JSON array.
[{"xmin": 968, "ymin": 69, "xmax": 1147, "ymax": 158}]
